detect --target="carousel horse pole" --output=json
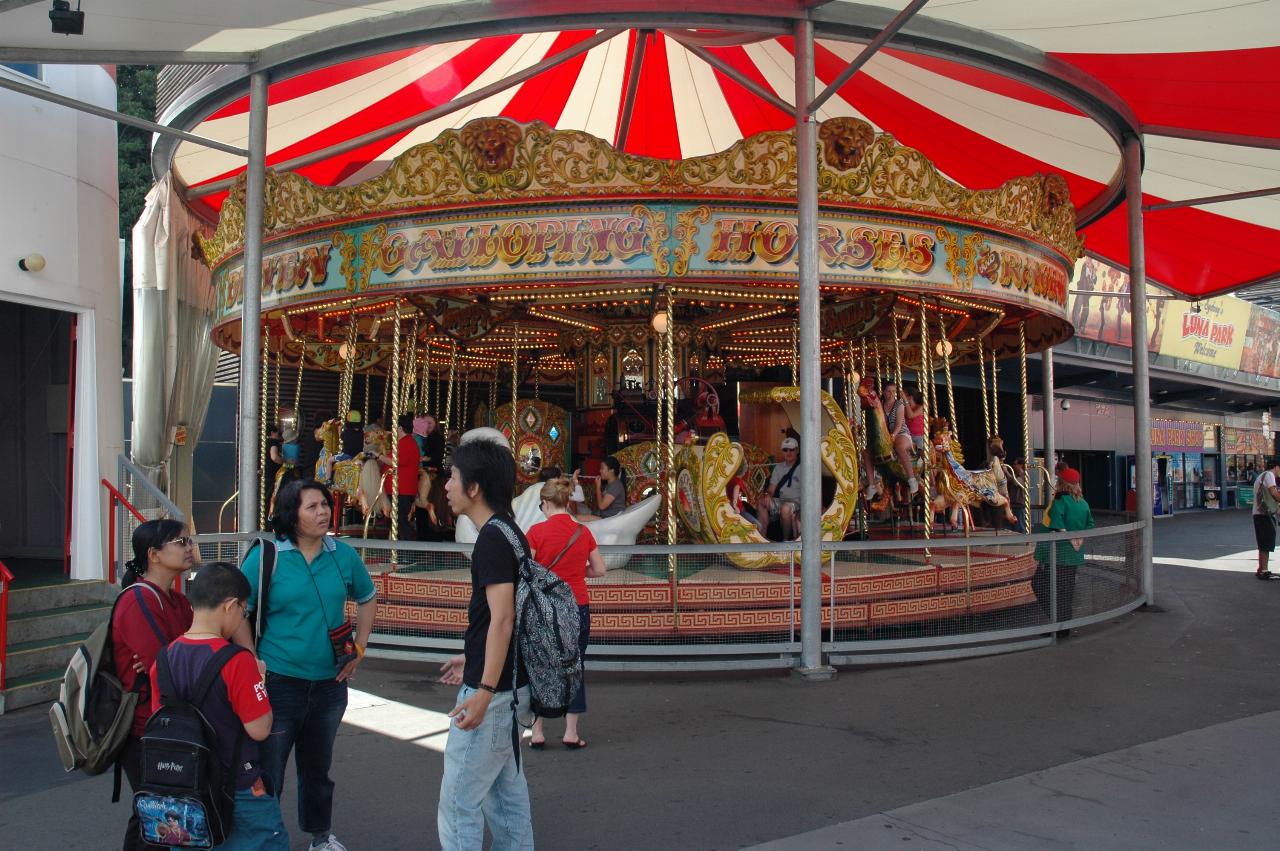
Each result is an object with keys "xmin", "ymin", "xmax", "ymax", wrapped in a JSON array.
[
  {"xmin": 258, "ymin": 321, "xmax": 270, "ymax": 530},
  {"xmin": 1019, "ymin": 321, "xmax": 1032, "ymax": 533},
  {"xmin": 389, "ymin": 299, "xmax": 402, "ymax": 545},
  {"xmin": 917, "ymin": 304, "xmax": 933, "ymax": 548},
  {"xmin": 509, "ymin": 322, "xmax": 519, "ymax": 439},
  {"xmin": 443, "ymin": 339, "xmax": 458, "ymax": 443},
  {"xmin": 978, "ymin": 338, "xmax": 991, "ymax": 441},
  {"xmin": 663, "ymin": 290, "xmax": 678, "ymax": 624}
]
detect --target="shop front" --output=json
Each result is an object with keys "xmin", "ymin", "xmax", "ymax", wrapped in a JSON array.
[
  {"xmin": 1224, "ymin": 426, "xmax": 1273, "ymax": 509},
  {"xmin": 1150, "ymin": 418, "xmax": 1215, "ymax": 512}
]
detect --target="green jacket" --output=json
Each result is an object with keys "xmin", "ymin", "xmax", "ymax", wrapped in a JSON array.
[{"xmin": 1034, "ymin": 495, "xmax": 1096, "ymax": 567}]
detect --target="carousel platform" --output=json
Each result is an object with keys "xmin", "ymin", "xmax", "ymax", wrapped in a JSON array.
[{"xmin": 349, "ymin": 532, "xmax": 1036, "ymax": 641}]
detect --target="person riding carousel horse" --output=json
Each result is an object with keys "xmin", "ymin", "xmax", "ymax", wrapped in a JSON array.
[
  {"xmin": 859, "ymin": 379, "xmax": 924, "ymax": 505},
  {"xmin": 928, "ymin": 418, "xmax": 1019, "ymax": 532}
]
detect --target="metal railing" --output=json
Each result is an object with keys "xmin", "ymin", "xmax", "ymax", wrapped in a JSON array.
[
  {"xmin": 0, "ymin": 559, "xmax": 13, "ymax": 690},
  {"xmin": 190, "ymin": 521, "xmax": 1145, "ymax": 671},
  {"xmin": 112, "ymin": 455, "xmax": 186, "ymax": 582}
]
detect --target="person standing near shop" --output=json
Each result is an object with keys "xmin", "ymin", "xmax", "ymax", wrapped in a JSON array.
[{"xmin": 1253, "ymin": 457, "xmax": 1280, "ymax": 580}]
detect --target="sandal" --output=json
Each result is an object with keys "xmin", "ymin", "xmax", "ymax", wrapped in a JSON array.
[
  {"xmin": 562, "ymin": 738, "xmax": 588, "ymax": 749},
  {"xmin": 1256, "ymin": 571, "xmax": 1279, "ymax": 581},
  {"xmin": 529, "ymin": 739, "xmax": 546, "ymax": 750}
]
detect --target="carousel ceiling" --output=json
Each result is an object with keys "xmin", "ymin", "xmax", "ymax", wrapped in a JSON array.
[{"xmin": 2, "ymin": 1, "xmax": 1277, "ymax": 300}]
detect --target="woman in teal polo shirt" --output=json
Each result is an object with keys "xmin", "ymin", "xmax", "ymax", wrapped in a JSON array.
[
  {"xmin": 243, "ymin": 479, "xmax": 377, "ymax": 851},
  {"xmin": 1033, "ymin": 468, "xmax": 1095, "ymax": 639}
]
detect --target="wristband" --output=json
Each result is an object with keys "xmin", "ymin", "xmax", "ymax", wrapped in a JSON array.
[
  {"xmin": 476, "ymin": 682, "xmax": 497, "ymax": 694},
  {"xmin": 355, "ymin": 642, "xmax": 366, "ymax": 659}
]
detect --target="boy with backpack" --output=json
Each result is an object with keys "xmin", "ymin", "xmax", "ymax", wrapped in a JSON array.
[
  {"xmin": 137, "ymin": 562, "xmax": 287, "ymax": 849},
  {"xmin": 438, "ymin": 438, "xmax": 534, "ymax": 850}
]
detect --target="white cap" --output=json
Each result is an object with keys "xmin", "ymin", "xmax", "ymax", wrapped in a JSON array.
[{"xmin": 780, "ymin": 437, "xmax": 799, "ymax": 450}]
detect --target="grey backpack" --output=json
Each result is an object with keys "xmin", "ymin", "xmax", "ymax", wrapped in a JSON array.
[
  {"xmin": 49, "ymin": 585, "xmax": 166, "ymax": 793},
  {"xmin": 488, "ymin": 517, "xmax": 582, "ymax": 719}
]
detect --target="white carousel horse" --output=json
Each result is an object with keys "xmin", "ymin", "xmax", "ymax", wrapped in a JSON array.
[{"xmin": 452, "ymin": 428, "xmax": 659, "ymax": 567}]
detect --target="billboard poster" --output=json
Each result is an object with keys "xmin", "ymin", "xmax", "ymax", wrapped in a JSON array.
[
  {"xmin": 1240, "ymin": 309, "xmax": 1280, "ymax": 379},
  {"xmin": 1158, "ymin": 297, "xmax": 1251, "ymax": 370},
  {"xmin": 1067, "ymin": 256, "xmax": 1165, "ymax": 351}
]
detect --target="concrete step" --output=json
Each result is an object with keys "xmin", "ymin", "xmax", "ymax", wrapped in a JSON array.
[
  {"xmin": 8, "ymin": 581, "xmax": 116, "ymax": 616},
  {"xmin": 4, "ymin": 633, "xmax": 88, "ymax": 681},
  {"xmin": 0, "ymin": 668, "xmax": 62, "ymax": 714},
  {"xmin": 7, "ymin": 601, "xmax": 112, "ymax": 645}
]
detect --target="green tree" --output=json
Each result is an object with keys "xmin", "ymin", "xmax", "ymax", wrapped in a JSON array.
[{"xmin": 116, "ymin": 65, "xmax": 157, "ymax": 375}]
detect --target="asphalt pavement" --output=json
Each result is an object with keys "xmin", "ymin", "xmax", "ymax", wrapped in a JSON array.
[{"xmin": 3, "ymin": 509, "xmax": 1279, "ymax": 850}]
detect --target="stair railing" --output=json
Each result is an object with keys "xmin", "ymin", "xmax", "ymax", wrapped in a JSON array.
[
  {"xmin": 1, "ymin": 559, "xmax": 13, "ymax": 691},
  {"xmin": 103, "ymin": 479, "xmax": 146, "ymax": 584}
]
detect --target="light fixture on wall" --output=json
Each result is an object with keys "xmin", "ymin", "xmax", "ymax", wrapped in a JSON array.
[
  {"xmin": 934, "ymin": 339, "xmax": 954, "ymax": 358},
  {"xmin": 1060, "ymin": 399, "xmax": 1071, "ymax": 411},
  {"xmin": 17, "ymin": 253, "xmax": 46, "ymax": 272}
]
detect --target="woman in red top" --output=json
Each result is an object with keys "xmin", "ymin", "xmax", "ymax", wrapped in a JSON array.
[
  {"xmin": 112, "ymin": 518, "xmax": 197, "ymax": 851},
  {"xmin": 525, "ymin": 476, "xmax": 606, "ymax": 749}
]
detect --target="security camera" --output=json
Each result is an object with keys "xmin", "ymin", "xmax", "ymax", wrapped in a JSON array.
[{"xmin": 49, "ymin": 1, "xmax": 85, "ymax": 36}]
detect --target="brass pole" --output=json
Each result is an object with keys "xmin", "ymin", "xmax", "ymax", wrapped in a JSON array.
[
  {"xmin": 917, "ymin": 304, "xmax": 932, "ymax": 550},
  {"xmin": 1019, "ymin": 322, "xmax": 1031, "ymax": 533},
  {"xmin": 444, "ymin": 339, "xmax": 459, "ymax": 443},
  {"xmin": 258, "ymin": 322, "xmax": 270, "ymax": 530},
  {"xmin": 389, "ymin": 301, "xmax": 402, "ymax": 544},
  {"xmin": 978, "ymin": 339, "xmax": 991, "ymax": 440}
]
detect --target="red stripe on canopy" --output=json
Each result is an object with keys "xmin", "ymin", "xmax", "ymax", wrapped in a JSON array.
[
  {"xmin": 704, "ymin": 44, "xmax": 793, "ymax": 138},
  {"xmin": 619, "ymin": 31, "xmax": 680, "ymax": 159},
  {"xmin": 1054, "ymin": 47, "xmax": 1280, "ymax": 140},
  {"xmin": 882, "ymin": 48, "xmax": 1084, "ymax": 116},
  {"xmin": 205, "ymin": 47, "xmax": 425, "ymax": 121},
  {"xmin": 502, "ymin": 29, "xmax": 599, "ymax": 126}
]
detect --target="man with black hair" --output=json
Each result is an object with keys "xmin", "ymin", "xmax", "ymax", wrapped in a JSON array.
[
  {"xmin": 437, "ymin": 438, "xmax": 533, "ymax": 850},
  {"xmin": 1253, "ymin": 457, "xmax": 1280, "ymax": 580},
  {"xmin": 149, "ymin": 562, "xmax": 286, "ymax": 849}
]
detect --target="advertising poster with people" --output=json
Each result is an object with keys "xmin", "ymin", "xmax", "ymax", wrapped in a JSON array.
[{"xmin": 1069, "ymin": 257, "xmax": 1280, "ymax": 378}]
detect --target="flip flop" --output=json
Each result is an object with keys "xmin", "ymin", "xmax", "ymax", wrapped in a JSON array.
[
  {"xmin": 1256, "ymin": 571, "xmax": 1279, "ymax": 581},
  {"xmin": 562, "ymin": 738, "xmax": 588, "ymax": 749}
]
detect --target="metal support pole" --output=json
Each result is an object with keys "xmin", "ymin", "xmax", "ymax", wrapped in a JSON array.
[
  {"xmin": 793, "ymin": 19, "xmax": 833, "ymax": 680},
  {"xmin": 237, "ymin": 72, "xmax": 269, "ymax": 539},
  {"xmin": 1124, "ymin": 135, "xmax": 1156, "ymax": 606},
  {"xmin": 1042, "ymin": 348, "xmax": 1056, "ymax": 484}
]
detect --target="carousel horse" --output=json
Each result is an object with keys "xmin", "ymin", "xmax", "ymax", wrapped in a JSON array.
[
  {"xmin": 856, "ymin": 381, "xmax": 924, "ymax": 505},
  {"xmin": 314, "ymin": 418, "xmax": 342, "ymax": 482},
  {"xmin": 354, "ymin": 426, "xmax": 391, "ymax": 518},
  {"xmin": 451, "ymin": 427, "xmax": 660, "ymax": 568},
  {"xmin": 928, "ymin": 419, "xmax": 1018, "ymax": 531}
]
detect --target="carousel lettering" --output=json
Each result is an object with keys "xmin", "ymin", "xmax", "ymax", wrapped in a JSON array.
[
  {"xmin": 375, "ymin": 217, "xmax": 649, "ymax": 275},
  {"xmin": 220, "ymin": 244, "xmax": 332, "ymax": 311},
  {"xmin": 704, "ymin": 218, "xmax": 934, "ymax": 273},
  {"xmin": 986, "ymin": 249, "xmax": 1067, "ymax": 306}
]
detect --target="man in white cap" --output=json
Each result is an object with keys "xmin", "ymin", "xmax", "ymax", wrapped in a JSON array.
[{"xmin": 755, "ymin": 436, "xmax": 802, "ymax": 540}]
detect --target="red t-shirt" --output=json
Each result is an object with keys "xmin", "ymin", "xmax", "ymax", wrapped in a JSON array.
[
  {"xmin": 384, "ymin": 433, "xmax": 422, "ymax": 496},
  {"xmin": 111, "ymin": 581, "xmax": 194, "ymax": 736},
  {"xmin": 526, "ymin": 513, "xmax": 596, "ymax": 606},
  {"xmin": 150, "ymin": 636, "xmax": 271, "ymax": 790}
]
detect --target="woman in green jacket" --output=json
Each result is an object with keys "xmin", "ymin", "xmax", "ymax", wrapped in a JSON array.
[{"xmin": 1034, "ymin": 468, "xmax": 1095, "ymax": 637}]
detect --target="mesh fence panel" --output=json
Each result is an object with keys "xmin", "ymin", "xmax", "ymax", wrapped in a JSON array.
[{"xmin": 188, "ymin": 524, "xmax": 1144, "ymax": 667}]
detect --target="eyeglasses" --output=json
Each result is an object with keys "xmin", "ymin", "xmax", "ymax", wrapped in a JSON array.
[
  {"xmin": 165, "ymin": 536, "xmax": 194, "ymax": 549},
  {"xmin": 230, "ymin": 599, "xmax": 249, "ymax": 619}
]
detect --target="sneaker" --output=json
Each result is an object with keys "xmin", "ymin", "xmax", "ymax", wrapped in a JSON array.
[
  {"xmin": 311, "ymin": 836, "xmax": 349, "ymax": 851},
  {"xmin": 908, "ymin": 477, "xmax": 919, "ymax": 495}
]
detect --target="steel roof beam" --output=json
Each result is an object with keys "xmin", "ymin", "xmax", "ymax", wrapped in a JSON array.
[
  {"xmin": 0, "ymin": 73, "xmax": 248, "ymax": 157},
  {"xmin": 1143, "ymin": 125, "xmax": 1280, "ymax": 151},
  {"xmin": 187, "ymin": 27, "xmax": 624, "ymax": 199},
  {"xmin": 809, "ymin": 0, "xmax": 931, "ymax": 114},
  {"xmin": 672, "ymin": 37, "xmax": 794, "ymax": 116},
  {"xmin": 615, "ymin": 29, "xmax": 650, "ymax": 153},
  {"xmin": 0, "ymin": 48, "xmax": 253, "ymax": 65},
  {"xmin": 1144, "ymin": 185, "xmax": 1280, "ymax": 212}
]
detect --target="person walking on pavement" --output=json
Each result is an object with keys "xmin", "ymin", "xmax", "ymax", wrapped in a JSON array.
[{"xmin": 1253, "ymin": 456, "xmax": 1280, "ymax": 580}]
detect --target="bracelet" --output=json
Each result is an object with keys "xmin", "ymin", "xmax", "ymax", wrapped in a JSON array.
[
  {"xmin": 476, "ymin": 682, "xmax": 497, "ymax": 694},
  {"xmin": 355, "ymin": 643, "xmax": 366, "ymax": 658}
]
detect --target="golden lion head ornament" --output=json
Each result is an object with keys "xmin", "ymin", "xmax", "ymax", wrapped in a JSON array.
[
  {"xmin": 819, "ymin": 117, "xmax": 875, "ymax": 170},
  {"xmin": 460, "ymin": 118, "xmax": 523, "ymax": 174}
]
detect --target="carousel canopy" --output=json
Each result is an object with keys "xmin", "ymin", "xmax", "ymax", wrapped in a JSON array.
[{"xmin": 3, "ymin": 1, "xmax": 1277, "ymax": 300}]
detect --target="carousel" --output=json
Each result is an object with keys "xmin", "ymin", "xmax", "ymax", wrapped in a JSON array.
[{"xmin": 200, "ymin": 109, "xmax": 1076, "ymax": 641}]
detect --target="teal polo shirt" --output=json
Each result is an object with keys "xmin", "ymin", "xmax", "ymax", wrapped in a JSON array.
[{"xmin": 242, "ymin": 535, "xmax": 377, "ymax": 681}]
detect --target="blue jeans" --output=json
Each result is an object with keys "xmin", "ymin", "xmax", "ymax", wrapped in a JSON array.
[
  {"xmin": 261, "ymin": 673, "xmax": 347, "ymax": 835},
  {"xmin": 568, "ymin": 605, "xmax": 590, "ymax": 715},
  {"xmin": 216, "ymin": 783, "xmax": 290, "ymax": 850},
  {"xmin": 438, "ymin": 686, "xmax": 534, "ymax": 851}
]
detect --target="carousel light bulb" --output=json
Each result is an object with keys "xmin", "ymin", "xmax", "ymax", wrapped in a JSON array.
[
  {"xmin": 651, "ymin": 310, "xmax": 669, "ymax": 334},
  {"xmin": 935, "ymin": 339, "xmax": 954, "ymax": 358},
  {"xmin": 338, "ymin": 341, "xmax": 354, "ymax": 361},
  {"xmin": 848, "ymin": 370, "xmax": 861, "ymax": 385}
]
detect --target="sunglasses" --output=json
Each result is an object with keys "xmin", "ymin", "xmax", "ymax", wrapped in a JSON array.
[{"xmin": 164, "ymin": 536, "xmax": 194, "ymax": 549}]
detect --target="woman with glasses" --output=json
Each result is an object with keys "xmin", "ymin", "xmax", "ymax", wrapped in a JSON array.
[
  {"xmin": 113, "ymin": 518, "xmax": 198, "ymax": 850},
  {"xmin": 241, "ymin": 479, "xmax": 377, "ymax": 851},
  {"xmin": 525, "ymin": 476, "xmax": 606, "ymax": 749}
]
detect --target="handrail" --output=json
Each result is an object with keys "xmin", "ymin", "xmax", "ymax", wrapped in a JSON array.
[
  {"xmin": 118, "ymin": 455, "xmax": 185, "ymax": 522},
  {"xmin": 0, "ymin": 559, "xmax": 12, "ymax": 691},
  {"xmin": 217, "ymin": 490, "xmax": 239, "ymax": 534},
  {"xmin": 103, "ymin": 478, "xmax": 146, "ymax": 584}
]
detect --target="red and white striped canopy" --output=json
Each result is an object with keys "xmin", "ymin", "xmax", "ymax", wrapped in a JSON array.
[{"xmin": 168, "ymin": 22, "xmax": 1280, "ymax": 300}]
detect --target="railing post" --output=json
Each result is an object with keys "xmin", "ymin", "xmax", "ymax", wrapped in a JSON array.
[
  {"xmin": 0, "ymin": 561, "xmax": 12, "ymax": 691},
  {"xmin": 1123, "ymin": 135, "xmax": 1155, "ymax": 606}
]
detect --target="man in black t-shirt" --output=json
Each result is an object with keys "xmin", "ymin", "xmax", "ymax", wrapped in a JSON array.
[{"xmin": 437, "ymin": 437, "xmax": 533, "ymax": 850}]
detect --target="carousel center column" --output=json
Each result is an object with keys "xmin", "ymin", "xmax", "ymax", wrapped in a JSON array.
[
  {"xmin": 793, "ymin": 18, "xmax": 834, "ymax": 680},
  {"xmin": 237, "ymin": 72, "xmax": 269, "ymax": 543}
]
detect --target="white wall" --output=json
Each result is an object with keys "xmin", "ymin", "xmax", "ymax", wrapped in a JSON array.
[{"xmin": 0, "ymin": 64, "xmax": 122, "ymax": 580}]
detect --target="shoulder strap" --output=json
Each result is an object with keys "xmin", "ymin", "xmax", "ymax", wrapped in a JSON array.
[
  {"xmin": 777, "ymin": 462, "xmax": 799, "ymax": 491},
  {"xmin": 132, "ymin": 584, "xmax": 168, "ymax": 644},
  {"xmin": 546, "ymin": 525, "xmax": 584, "ymax": 570},
  {"xmin": 253, "ymin": 538, "xmax": 277, "ymax": 641},
  {"xmin": 155, "ymin": 645, "xmax": 178, "ymax": 705},
  {"xmin": 190, "ymin": 644, "xmax": 246, "ymax": 708},
  {"xmin": 487, "ymin": 515, "xmax": 530, "ymax": 566}
]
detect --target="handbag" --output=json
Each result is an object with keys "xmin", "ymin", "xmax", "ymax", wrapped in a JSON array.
[{"xmin": 545, "ymin": 526, "xmax": 584, "ymax": 571}]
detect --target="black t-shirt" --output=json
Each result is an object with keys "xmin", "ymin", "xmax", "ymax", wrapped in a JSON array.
[
  {"xmin": 264, "ymin": 436, "xmax": 282, "ymax": 484},
  {"xmin": 423, "ymin": 430, "xmax": 445, "ymax": 471},
  {"xmin": 464, "ymin": 518, "xmax": 526, "ymax": 691},
  {"xmin": 340, "ymin": 424, "xmax": 364, "ymax": 456}
]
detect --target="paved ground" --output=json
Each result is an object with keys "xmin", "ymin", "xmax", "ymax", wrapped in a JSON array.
[{"xmin": 3, "ymin": 509, "xmax": 1279, "ymax": 850}]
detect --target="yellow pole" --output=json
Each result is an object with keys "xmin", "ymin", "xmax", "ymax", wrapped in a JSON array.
[
  {"xmin": 258, "ymin": 322, "xmax": 270, "ymax": 530},
  {"xmin": 665, "ymin": 291, "xmax": 678, "ymax": 627},
  {"xmin": 444, "ymin": 339, "xmax": 458, "ymax": 443},
  {"xmin": 991, "ymin": 340, "xmax": 1001, "ymax": 436},
  {"xmin": 390, "ymin": 301, "xmax": 402, "ymax": 544},
  {"xmin": 917, "ymin": 304, "xmax": 932, "ymax": 549},
  {"xmin": 938, "ymin": 314, "xmax": 957, "ymax": 433},
  {"xmin": 510, "ymin": 323, "xmax": 520, "ymax": 439},
  {"xmin": 978, "ymin": 339, "xmax": 991, "ymax": 440},
  {"xmin": 1019, "ymin": 322, "xmax": 1031, "ymax": 533}
]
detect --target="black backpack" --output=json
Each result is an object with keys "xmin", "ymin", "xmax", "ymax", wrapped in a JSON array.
[{"xmin": 132, "ymin": 644, "xmax": 246, "ymax": 849}]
